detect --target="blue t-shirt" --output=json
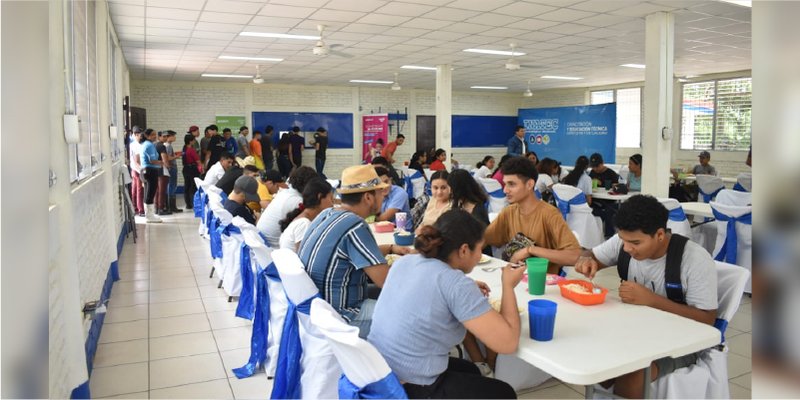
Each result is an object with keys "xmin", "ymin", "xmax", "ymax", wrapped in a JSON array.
[
  {"xmin": 141, "ymin": 140, "xmax": 159, "ymax": 169},
  {"xmin": 368, "ymin": 254, "xmax": 491, "ymax": 385},
  {"xmin": 298, "ymin": 208, "xmax": 385, "ymax": 322},
  {"xmin": 225, "ymin": 137, "xmax": 238, "ymax": 155},
  {"xmin": 381, "ymin": 185, "xmax": 411, "ymax": 230}
]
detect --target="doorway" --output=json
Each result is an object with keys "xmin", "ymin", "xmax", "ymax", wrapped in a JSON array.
[{"xmin": 416, "ymin": 115, "xmax": 436, "ymax": 156}]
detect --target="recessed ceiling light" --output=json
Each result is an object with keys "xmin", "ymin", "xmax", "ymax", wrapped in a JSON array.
[
  {"xmin": 201, "ymin": 74, "xmax": 253, "ymax": 78},
  {"xmin": 541, "ymin": 75, "xmax": 582, "ymax": 80},
  {"xmin": 350, "ymin": 79, "xmax": 393, "ymax": 84},
  {"xmin": 239, "ymin": 31, "xmax": 320, "ymax": 40},
  {"xmin": 219, "ymin": 55, "xmax": 283, "ymax": 62},
  {"xmin": 463, "ymin": 48, "xmax": 526, "ymax": 57},
  {"xmin": 718, "ymin": 0, "xmax": 751, "ymax": 7},
  {"xmin": 620, "ymin": 63, "xmax": 646, "ymax": 69},
  {"xmin": 401, "ymin": 65, "xmax": 437, "ymax": 71},
  {"xmin": 470, "ymin": 86, "xmax": 508, "ymax": 90}
]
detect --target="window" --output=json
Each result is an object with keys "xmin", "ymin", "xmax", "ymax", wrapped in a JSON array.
[
  {"xmin": 680, "ymin": 77, "xmax": 751, "ymax": 151},
  {"xmin": 590, "ymin": 87, "xmax": 642, "ymax": 148}
]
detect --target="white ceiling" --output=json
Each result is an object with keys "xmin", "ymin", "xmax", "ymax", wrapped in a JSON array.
[{"xmin": 109, "ymin": 0, "xmax": 751, "ymax": 91}]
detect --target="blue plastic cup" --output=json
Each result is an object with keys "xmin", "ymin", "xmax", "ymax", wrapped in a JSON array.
[{"xmin": 528, "ymin": 299, "xmax": 558, "ymax": 341}]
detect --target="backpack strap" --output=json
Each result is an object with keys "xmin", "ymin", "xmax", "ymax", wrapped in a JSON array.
[
  {"xmin": 664, "ymin": 234, "xmax": 689, "ymax": 305},
  {"xmin": 617, "ymin": 245, "xmax": 630, "ymax": 281}
]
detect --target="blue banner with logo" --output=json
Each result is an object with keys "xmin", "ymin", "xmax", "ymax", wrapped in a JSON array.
[{"xmin": 518, "ymin": 104, "xmax": 616, "ymax": 165}]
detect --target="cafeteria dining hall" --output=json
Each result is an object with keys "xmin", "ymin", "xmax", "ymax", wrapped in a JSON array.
[{"xmin": 28, "ymin": 0, "xmax": 790, "ymax": 398}]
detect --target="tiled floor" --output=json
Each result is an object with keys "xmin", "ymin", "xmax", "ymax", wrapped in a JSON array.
[{"xmin": 90, "ymin": 210, "xmax": 752, "ymax": 399}]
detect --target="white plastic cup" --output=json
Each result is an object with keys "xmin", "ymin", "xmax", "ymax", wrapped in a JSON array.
[{"xmin": 395, "ymin": 212, "xmax": 408, "ymax": 231}]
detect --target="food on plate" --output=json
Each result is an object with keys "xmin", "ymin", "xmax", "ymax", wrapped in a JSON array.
[
  {"xmin": 489, "ymin": 298, "xmax": 525, "ymax": 314},
  {"xmin": 478, "ymin": 255, "xmax": 491, "ymax": 264},
  {"xmin": 563, "ymin": 283, "xmax": 592, "ymax": 294},
  {"xmin": 385, "ymin": 254, "xmax": 400, "ymax": 266},
  {"xmin": 397, "ymin": 230, "xmax": 412, "ymax": 236},
  {"xmin": 376, "ymin": 221, "xmax": 393, "ymax": 226}
]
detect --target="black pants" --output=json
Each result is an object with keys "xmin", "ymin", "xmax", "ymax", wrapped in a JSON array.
[
  {"xmin": 183, "ymin": 165, "xmax": 200, "ymax": 208},
  {"xmin": 591, "ymin": 199, "xmax": 619, "ymax": 238},
  {"xmin": 403, "ymin": 357, "xmax": 516, "ymax": 399},
  {"xmin": 142, "ymin": 167, "xmax": 160, "ymax": 205},
  {"xmin": 277, "ymin": 154, "xmax": 292, "ymax": 179}
]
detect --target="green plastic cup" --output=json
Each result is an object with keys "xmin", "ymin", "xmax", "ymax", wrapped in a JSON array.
[{"xmin": 526, "ymin": 257, "xmax": 549, "ymax": 295}]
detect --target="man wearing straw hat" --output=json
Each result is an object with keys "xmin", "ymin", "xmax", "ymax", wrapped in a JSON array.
[{"xmin": 298, "ymin": 165, "xmax": 413, "ymax": 339}]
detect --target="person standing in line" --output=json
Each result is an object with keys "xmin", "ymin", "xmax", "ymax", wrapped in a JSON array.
[
  {"xmin": 182, "ymin": 134, "xmax": 202, "ymax": 210},
  {"xmin": 236, "ymin": 126, "xmax": 250, "ymax": 158},
  {"xmin": 250, "ymin": 130, "xmax": 264, "ymax": 170},
  {"xmin": 261, "ymin": 125, "xmax": 275, "ymax": 171},
  {"xmin": 154, "ymin": 131, "xmax": 173, "ymax": 215},
  {"xmin": 200, "ymin": 125, "xmax": 216, "ymax": 170},
  {"xmin": 381, "ymin": 134, "xmax": 404, "ymax": 165},
  {"xmin": 276, "ymin": 132, "xmax": 293, "ymax": 179},
  {"xmin": 187, "ymin": 125, "xmax": 201, "ymax": 153},
  {"xmin": 223, "ymin": 128, "xmax": 238, "ymax": 156},
  {"xmin": 129, "ymin": 127, "xmax": 145, "ymax": 216},
  {"xmin": 165, "ymin": 130, "xmax": 182, "ymax": 213},
  {"xmin": 204, "ymin": 125, "xmax": 226, "ymax": 172},
  {"xmin": 139, "ymin": 129, "xmax": 163, "ymax": 223},
  {"xmin": 506, "ymin": 125, "xmax": 526, "ymax": 157},
  {"xmin": 313, "ymin": 127, "xmax": 329, "ymax": 178},
  {"xmin": 289, "ymin": 126, "xmax": 305, "ymax": 168}
]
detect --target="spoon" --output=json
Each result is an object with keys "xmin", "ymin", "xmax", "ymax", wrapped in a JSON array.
[
  {"xmin": 481, "ymin": 262, "xmax": 524, "ymax": 272},
  {"xmin": 590, "ymin": 277, "xmax": 602, "ymax": 294}
]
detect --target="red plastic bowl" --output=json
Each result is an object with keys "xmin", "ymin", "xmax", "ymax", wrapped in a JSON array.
[
  {"xmin": 557, "ymin": 280, "xmax": 608, "ymax": 306},
  {"xmin": 374, "ymin": 221, "xmax": 395, "ymax": 233}
]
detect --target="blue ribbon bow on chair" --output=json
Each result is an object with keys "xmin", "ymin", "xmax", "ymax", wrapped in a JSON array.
[
  {"xmin": 404, "ymin": 170, "xmax": 423, "ymax": 200},
  {"xmin": 209, "ymin": 217, "xmax": 223, "ymax": 259},
  {"xmin": 233, "ymin": 261, "xmax": 282, "ymax": 379},
  {"xmin": 552, "ymin": 191, "xmax": 588, "ymax": 220},
  {"xmin": 712, "ymin": 208, "xmax": 751, "ymax": 265},
  {"xmin": 699, "ymin": 186, "xmax": 723, "ymax": 203},
  {"xmin": 668, "ymin": 207, "xmax": 687, "ymax": 222},
  {"xmin": 338, "ymin": 373, "xmax": 408, "ymax": 399},
  {"xmin": 732, "ymin": 182, "xmax": 747, "ymax": 192},
  {"xmin": 271, "ymin": 294, "xmax": 321, "ymax": 399},
  {"xmin": 194, "ymin": 189, "xmax": 205, "ymax": 218}
]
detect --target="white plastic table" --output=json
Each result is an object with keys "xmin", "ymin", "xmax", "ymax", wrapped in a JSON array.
[
  {"xmin": 680, "ymin": 175, "xmax": 737, "ymax": 185},
  {"xmin": 680, "ymin": 202, "xmax": 714, "ymax": 219},
  {"xmin": 591, "ymin": 188, "xmax": 636, "ymax": 202}
]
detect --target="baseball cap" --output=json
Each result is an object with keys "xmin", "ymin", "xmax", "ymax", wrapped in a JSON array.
[
  {"xmin": 589, "ymin": 153, "xmax": 604, "ymax": 167},
  {"xmin": 261, "ymin": 169, "xmax": 284, "ymax": 183},
  {"xmin": 233, "ymin": 175, "xmax": 261, "ymax": 203},
  {"xmin": 188, "ymin": 125, "xmax": 199, "ymax": 133},
  {"xmin": 698, "ymin": 151, "xmax": 711, "ymax": 158}
]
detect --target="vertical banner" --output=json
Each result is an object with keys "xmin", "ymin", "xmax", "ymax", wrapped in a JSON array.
[
  {"xmin": 518, "ymin": 104, "xmax": 616, "ymax": 165},
  {"xmin": 215, "ymin": 115, "xmax": 246, "ymax": 134},
  {"xmin": 362, "ymin": 114, "xmax": 388, "ymax": 164}
]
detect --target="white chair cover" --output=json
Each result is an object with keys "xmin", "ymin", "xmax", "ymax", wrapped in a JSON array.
[
  {"xmin": 195, "ymin": 178, "xmax": 210, "ymax": 237},
  {"xmin": 272, "ymin": 249, "xmax": 340, "ymax": 399},
  {"xmin": 695, "ymin": 175, "xmax": 724, "ymax": 203},
  {"xmin": 401, "ymin": 167, "xmax": 426, "ymax": 200},
  {"xmin": 552, "ymin": 184, "xmax": 604, "ymax": 248},
  {"xmin": 618, "ymin": 165, "xmax": 630, "ymax": 185},
  {"xmin": 221, "ymin": 217, "xmax": 259, "ymax": 298},
  {"xmin": 494, "ymin": 355, "xmax": 552, "ymax": 392},
  {"xmin": 651, "ymin": 261, "xmax": 750, "ymax": 399},
  {"xmin": 735, "ymin": 173, "xmax": 752, "ymax": 192},
  {"xmin": 710, "ymin": 200, "xmax": 752, "ymax": 293},
  {"xmin": 477, "ymin": 177, "xmax": 508, "ymax": 214},
  {"xmin": 658, "ymin": 198, "xmax": 692, "ymax": 238},
  {"xmin": 715, "ymin": 189, "xmax": 751, "ymax": 207}
]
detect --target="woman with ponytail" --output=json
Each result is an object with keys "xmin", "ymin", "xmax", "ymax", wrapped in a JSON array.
[
  {"xmin": 278, "ymin": 178, "xmax": 333, "ymax": 252},
  {"xmin": 369, "ymin": 210, "xmax": 524, "ymax": 399}
]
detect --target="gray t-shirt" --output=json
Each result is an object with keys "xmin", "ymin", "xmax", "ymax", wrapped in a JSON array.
[
  {"xmin": 236, "ymin": 135, "xmax": 249, "ymax": 158},
  {"xmin": 692, "ymin": 164, "xmax": 717, "ymax": 176},
  {"xmin": 368, "ymin": 254, "xmax": 491, "ymax": 385},
  {"xmin": 593, "ymin": 234, "xmax": 717, "ymax": 310}
]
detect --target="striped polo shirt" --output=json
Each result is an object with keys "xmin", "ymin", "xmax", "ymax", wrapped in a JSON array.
[{"xmin": 298, "ymin": 208, "xmax": 385, "ymax": 322}]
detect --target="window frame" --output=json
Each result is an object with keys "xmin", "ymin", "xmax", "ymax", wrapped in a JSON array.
[
  {"xmin": 679, "ymin": 76, "xmax": 752, "ymax": 152},
  {"xmin": 590, "ymin": 86, "xmax": 643, "ymax": 149}
]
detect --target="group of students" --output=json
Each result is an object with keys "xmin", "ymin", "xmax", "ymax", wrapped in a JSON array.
[{"xmin": 128, "ymin": 127, "xmax": 186, "ymax": 223}]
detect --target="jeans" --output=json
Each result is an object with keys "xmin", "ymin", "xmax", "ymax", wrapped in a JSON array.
[
  {"xmin": 168, "ymin": 167, "xmax": 178, "ymax": 196},
  {"xmin": 277, "ymin": 155, "xmax": 292, "ymax": 179},
  {"xmin": 131, "ymin": 170, "xmax": 144, "ymax": 213},
  {"xmin": 156, "ymin": 175, "xmax": 169, "ymax": 210},
  {"xmin": 347, "ymin": 299, "xmax": 377, "ymax": 339},
  {"xmin": 315, "ymin": 157, "xmax": 326, "ymax": 179},
  {"xmin": 402, "ymin": 358, "xmax": 517, "ymax": 399},
  {"xmin": 182, "ymin": 165, "xmax": 200, "ymax": 208},
  {"xmin": 263, "ymin": 157, "xmax": 274, "ymax": 171}
]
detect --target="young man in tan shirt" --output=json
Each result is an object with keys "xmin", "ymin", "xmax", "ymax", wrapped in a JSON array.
[{"xmin": 485, "ymin": 156, "xmax": 582, "ymax": 274}]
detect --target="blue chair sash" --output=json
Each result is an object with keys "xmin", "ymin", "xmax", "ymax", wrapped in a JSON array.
[
  {"xmin": 712, "ymin": 208, "xmax": 752, "ymax": 265},
  {"xmin": 404, "ymin": 171, "xmax": 423, "ymax": 199},
  {"xmin": 699, "ymin": 186, "xmax": 723, "ymax": 203},
  {"xmin": 233, "ymin": 262, "xmax": 282, "ymax": 379},
  {"xmin": 551, "ymin": 191, "xmax": 588, "ymax": 220},
  {"xmin": 338, "ymin": 372, "xmax": 408, "ymax": 399},
  {"xmin": 209, "ymin": 218, "xmax": 223, "ymax": 259},
  {"xmin": 487, "ymin": 187, "xmax": 504, "ymax": 198},
  {"xmin": 271, "ymin": 294, "xmax": 321, "ymax": 399},
  {"xmin": 668, "ymin": 207, "xmax": 687, "ymax": 222},
  {"xmin": 193, "ymin": 188, "xmax": 205, "ymax": 217},
  {"xmin": 534, "ymin": 188, "xmax": 541, "ymax": 200},
  {"xmin": 236, "ymin": 243, "xmax": 256, "ymax": 320},
  {"xmin": 732, "ymin": 182, "xmax": 747, "ymax": 192},
  {"xmin": 713, "ymin": 318, "xmax": 729, "ymax": 345}
]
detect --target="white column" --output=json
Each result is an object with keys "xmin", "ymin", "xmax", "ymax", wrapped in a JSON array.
[
  {"xmin": 435, "ymin": 64, "xmax": 452, "ymax": 170},
  {"xmin": 641, "ymin": 11, "xmax": 674, "ymax": 197}
]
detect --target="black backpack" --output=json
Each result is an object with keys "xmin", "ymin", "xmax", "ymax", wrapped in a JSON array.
[{"xmin": 617, "ymin": 234, "xmax": 689, "ymax": 305}]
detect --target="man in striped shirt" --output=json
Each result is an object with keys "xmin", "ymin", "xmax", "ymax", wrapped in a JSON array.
[{"xmin": 298, "ymin": 165, "xmax": 412, "ymax": 338}]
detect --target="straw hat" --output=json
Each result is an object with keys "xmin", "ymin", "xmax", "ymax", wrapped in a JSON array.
[
  {"xmin": 338, "ymin": 165, "xmax": 389, "ymax": 194},
  {"xmin": 235, "ymin": 156, "xmax": 257, "ymax": 168}
]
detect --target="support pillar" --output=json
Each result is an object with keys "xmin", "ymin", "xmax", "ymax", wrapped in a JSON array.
[{"xmin": 435, "ymin": 64, "xmax": 452, "ymax": 170}]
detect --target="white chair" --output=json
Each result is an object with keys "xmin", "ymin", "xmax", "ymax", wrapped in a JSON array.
[
  {"xmin": 309, "ymin": 298, "xmax": 408, "ymax": 399},
  {"xmin": 209, "ymin": 199, "xmax": 235, "ymax": 284},
  {"xmin": 477, "ymin": 177, "xmax": 508, "ymax": 214},
  {"xmin": 402, "ymin": 168, "xmax": 426, "ymax": 200},
  {"xmin": 232, "ymin": 226, "xmax": 286, "ymax": 379},
  {"xmin": 551, "ymin": 184, "xmax": 604, "ymax": 248},
  {"xmin": 658, "ymin": 198, "xmax": 692, "ymax": 238},
  {"xmin": 494, "ymin": 355, "xmax": 552, "ymax": 392},
  {"xmin": 651, "ymin": 261, "xmax": 750, "ymax": 399},
  {"xmin": 271, "ymin": 249, "xmax": 340, "ymax": 399},
  {"xmin": 606, "ymin": 163, "xmax": 623, "ymax": 174},
  {"xmin": 716, "ymin": 189, "xmax": 751, "ymax": 207},
  {"xmin": 710, "ymin": 192, "xmax": 752, "ymax": 293},
  {"xmin": 618, "ymin": 165, "xmax": 630, "ymax": 185},
  {"xmin": 734, "ymin": 172, "xmax": 751, "ymax": 192},
  {"xmin": 423, "ymin": 168, "xmax": 433, "ymax": 180},
  {"xmin": 695, "ymin": 175, "xmax": 724, "ymax": 203}
]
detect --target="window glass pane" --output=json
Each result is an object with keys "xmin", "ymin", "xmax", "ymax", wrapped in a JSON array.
[
  {"xmin": 73, "ymin": 0, "xmax": 92, "ymax": 180},
  {"xmin": 715, "ymin": 78, "xmax": 751, "ymax": 151},
  {"xmin": 616, "ymin": 87, "xmax": 641, "ymax": 148},
  {"xmin": 88, "ymin": 0, "xmax": 101, "ymax": 171},
  {"xmin": 591, "ymin": 90, "xmax": 614, "ymax": 104},
  {"xmin": 680, "ymin": 81, "xmax": 715, "ymax": 150}
]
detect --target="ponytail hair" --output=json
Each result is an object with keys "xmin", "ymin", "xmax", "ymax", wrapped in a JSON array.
[
  {"xmin": 279, "ymin": 178, "xmax": 332, "ymax": 232},
  {"xmin": 414, "ymin": 209, "xmax": 486, "ymax": 263}
]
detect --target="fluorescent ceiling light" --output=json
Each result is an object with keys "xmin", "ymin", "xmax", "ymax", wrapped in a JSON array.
[
  {"xmin": 718, "ymin": 0, "xmax": 751, "ymax": 7},
  {"xmin": 219, "ymin": 55, "xmax": 283, "ymax": 62},
  {"xmin": 620, "ymin": 63, "xmax": 646, "ymax": 69},
  {"xmin": 239, "ymin": 31, "xmax": 320, "ymax": 40},
  {"xmin": 350, "ymin": 79, "xmax": 393, "ymax": 84},
  {"xmin": 541, "ymin": 75, "xmax": 582, "ymax": 80},
  {"xmin": 463, "ymin": 48, "xmax": 526, "ymax": 57},
  {"xmin": 401, "ymin": 65, "xmax": 437, "ymax": 71},
  {"xmin": 201, "ymin": 73, "xmax": 253, "ymax": 78},
  {"xmin": 471, "ymin": 86, "xmax": 507, "ymax": 90}
]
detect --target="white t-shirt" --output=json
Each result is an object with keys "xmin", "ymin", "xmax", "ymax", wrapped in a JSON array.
[
  {"xmin": 257, "ymin": 187, "xmax": 303, "ymax": 248},
  {"xmin": 203, "ymin": 162, "xmax": 226, "ymax": 186},
  {"xmin": 577, "ymin": 173, "xmax": 592, "ymax": 196},
  {"xmin": 473, "ymin": 165, "xmax": 492, "ymax": 179},
  {"xmin": 535, "ymin": 174, "xmax": 554, "ymax": 195},
  {"xmin": 279, "ymin": 217, "xmax": 311, "ymax": 252},
  {"xmin": 129, "ymin": 139, "xmax": 142, "ymax": 172},
  {"xmin": 592, "ymin": 234, "xmax": 718, "ymax": 310}
]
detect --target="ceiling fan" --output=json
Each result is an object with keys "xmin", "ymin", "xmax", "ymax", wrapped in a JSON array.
[
  {"xmin": 313, "ymin": 25, "xmax": 353, "ymax": 58},
  {"xmin": 504, "ymin": 43, "xmax": 541, "ymax": 71},
  {"xmin": 253, "ymin": 65, "xmax": 264, "ymax": 84}
]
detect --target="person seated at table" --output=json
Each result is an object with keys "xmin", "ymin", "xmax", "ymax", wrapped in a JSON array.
[
  {"xmin": 561, "ymin": 155, "xmax": 593, "ymax": 204},
  {"xmin": 485, "ymin": 156, "xmax": 581, "ymax": 274},
  {"xmin": 256, "ymin": 166, "xmax": 319, "ymax": 248},
  {"xmin": 374, "ymin": 166, "xmax": 411, "ymax": 231},
  {"xmin": 408, "ymin": 151, "xmax": 428, "ymax": 180},
  {"xmin": 368, "ymin": 209, "xmax": 522, "ymax": 399},
  {"xmin": 429, "ymin": 148, "xmax": 448, "ymax": 171},
  {"xmin": 589, "ymin": 152, "xmax": 620, "ymax": 189},
  {"xmin": 216, "ymin": 156, "xmax": 257, "ymax": 195},
  {"xmin": 223, "ymin": 175, "xmax": 262, "ymax": 225},
  {"xmin": 257, "ymin": 169, "xmax": 286, "ymax": 210},
  {"xmin": 588, "ymin": 154, "xmax": 620, "ymax": 238},
  {"xmin": 299, "ymin": 165, "xmax": 413, "ymax": 339},
  {"xmin": 573, "ymin": 194, "xmax": 717, "ymax": 399},
  {"xmin": 411, "ymin": 170, "xmax": 451, "ymax": 233},
  {"xmin": 278, "ymin": 178, "xmax": 333, "ymax": 252},
  {"xmin": 535, "ymin": 157, "xmax": 560, "ymax": 204},
  {"xmin": 473, "ymin": 156, "xmax": 495, "ymax": 179},
  {"xmin": 449, "ymin": 169, "xmax": 489, "ymax": 226},
  {"xmin": 525, "ymin": 151, "xmax": 539, "ymax": 166},
  {"xmin": 491, "ymin": 155, "xmax": 512, "ymax": 188},
  {"xmin": 202, "ymin": 152, "xmax": 234, "ymax": 186},
  {"xmin": 623, "ymin": 153, "xmax": 642, "ymax": 192},
  {"xmin": 371, "ymin": 156, "xmax": 403, "ymax": 187},
  {"xmin": 691, "ymin": 150, "xmax": 717, "ymax": 176}
]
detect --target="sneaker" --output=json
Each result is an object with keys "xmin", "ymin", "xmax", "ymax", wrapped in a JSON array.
[{"xmin": 475, "ymin": 362, "xmax": 493, "ymax": 378}]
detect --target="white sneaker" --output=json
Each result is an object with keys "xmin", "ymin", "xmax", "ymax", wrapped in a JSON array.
[
  {"xmin": 145, "ymin": 205, "xmax": 162, "ymax": 223},
  {"xmin": 475, "ymin": 362, "xmax": 494, "ymax": 378}
]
